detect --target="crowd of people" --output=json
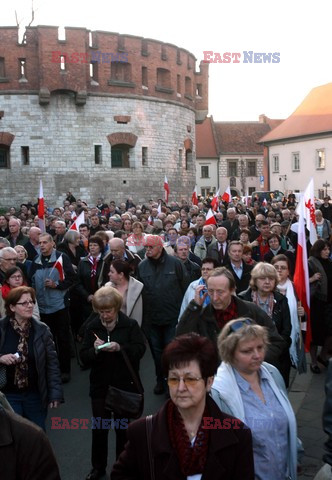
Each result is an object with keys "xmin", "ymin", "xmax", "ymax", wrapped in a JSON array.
[{"xmin": 0, "ymin": 190, "xmax": 332, "ymax": 479}]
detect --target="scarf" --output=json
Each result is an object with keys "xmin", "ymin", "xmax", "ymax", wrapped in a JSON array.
[
  {"xmin": 276, "ymin": 279, "xmax": 300, "ymax": 367},
  {"xmin": 167, "ymin": 399, "xmax": 209, "ymax": 476},
  {"xmin": 214, "ymin": 297, "xmax": 238, "ymax": 330},
  {"xmin": 88, "ymin": 254, "xmax": 101, "ymax": 292},
  {"xmin": 251, "ymin": 290, "xmax": 275, "ymax": 318},
  {"xmin": 9, "ymin": 317, "xmax": 30, "ymax": 389}
]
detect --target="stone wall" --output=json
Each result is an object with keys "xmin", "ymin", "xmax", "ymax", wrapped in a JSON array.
[{"xmin": 0, "ymin": 92, "xmax": 196, "ymax": 205}]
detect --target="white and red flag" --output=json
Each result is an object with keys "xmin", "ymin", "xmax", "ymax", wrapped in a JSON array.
[
  {"xmin": 69, "ymin": 211, "xmax": 85, "ymax": 231},
  {"xmin": 303, "ymin": 178, "xmax": 317, "ymax": 246},
  {"xmin": 192, "ymin": 185, "xmax": 198, "ymax": 206},
  {"xmin": 211, "ymin": 189, "xmax": 220, "ymax": 211},
  {"xmin": 221, "ymin": 186, "xmax": 231, "ymax": 203},
  {"xmin": 71, "ymin": 211, "xmax": 77, "ymax": 221},
  {"xmin": 262, "ymin": 198, "xmax": 268, "ymax": 206},
  {"xmin": 293, "ymin": 194, "xmax": 311, "ymax": 350},
  {"xmin": 49, "ymin": 254, "xmax": 65, "ymax": 281},
  {"xmin": 164, "ymin": 176, "xmax": 170, "ymax": 203},
  {"xmin": 205, "ymin": 209, "xmax": 216, "ymax": 226},
  {"xmin": 38, "ymin": 180, "xmax": 46, "ymax": 233}
]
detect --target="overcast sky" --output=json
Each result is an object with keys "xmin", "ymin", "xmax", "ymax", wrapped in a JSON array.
[{"xmin": 2, "ymin": 0, "xmax": 332, "ymax": 121}]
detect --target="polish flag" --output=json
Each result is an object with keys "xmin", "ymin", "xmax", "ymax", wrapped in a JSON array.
[
  {"xmin": 53, "ymin": 254, "xmax": 65, "ymax": 281},
  {"xmin": 293, "ymin": 194, "xmax": 311, "ymax": 350},
  {"xmin": 69, "ymin": 211, "xmax": 84, "ymax": 231},
  {"xmin": 303, "ymin": 178, "xmax": 318, "ymax": 246},
  {"xmin": 262, "ymin": 198, "xmax": 268, "ymax": 206},
  {"xmin": 71, "ymin": 211, "xmax": 77, "ymax": 221},
  {"xmin": 164, "ymin": 176, "xmax": 170, "ymax": 203},
  {"xmin": 37, "ymin": 180, "xmax": 46, "ymax": 233},
  {"xmin": 205, "ymin": 209, "xmax": 216, "ymax": 225},
  {"xmin": 211, "ymin": 189, "xmax": 220, "ymax": 211},
  {"xmin": 221, "ymin": 186, "xmax": 231, "ymax": 203},
  {"xmin": 192, "ymin": 185, "xmax": 198, "ymax": 206}
]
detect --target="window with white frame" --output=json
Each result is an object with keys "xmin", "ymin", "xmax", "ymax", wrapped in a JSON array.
[
  {"xmin": 292, "ymin": 152, "xmax": 300, "ymax": 171},
  {"xmin": 227, "ymin": 160, "xmax": 237, "ymax": 177},
  {"xmin": 272, "ymin": 154, "xmax": 279, "ymax": 173},
  {"xmin": 316, "ymin": 149, "xmax": 326, "ymax": 169}
]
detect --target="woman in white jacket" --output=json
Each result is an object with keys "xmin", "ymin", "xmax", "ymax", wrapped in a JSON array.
[{"xmin": 211, "ymin": 318, "xmax": 298, "ymax": 480}]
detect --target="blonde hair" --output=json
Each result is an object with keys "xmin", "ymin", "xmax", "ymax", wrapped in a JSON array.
[
  {"xmin": 92, "ymin": 286, "xmax": 123, "ymax": 312},
  {"xmin": 217, "ymin": 318, "xmax": 268, "ymax": 363},
  {"xmin": 249, "ymin": 262, "xmax": 278, "ymax": 291}
]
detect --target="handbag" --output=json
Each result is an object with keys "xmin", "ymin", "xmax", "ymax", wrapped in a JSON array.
[
  {"xmin": 105, "ymin": 349, "xmax": 144, "ymax": 419},
  {"xmin": 0, "ymin": 365, "xmax": 7, "ymax": 390}
]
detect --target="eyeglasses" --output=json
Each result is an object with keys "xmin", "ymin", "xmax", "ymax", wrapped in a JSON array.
[
  {"xmin": 10, "ymin": 275, "xmax": 23, "ymax": 280},
  {"xmin": 274, "ymin": 265, "xmax": 288, "ymax": 271},
  {"xmin": 2, "ymin": 257, "xmax": 17, "ymax": 262},
  {"xmin": 227, "ymin": 319, "xmax": 252, "ymax": 336},
  {"xmin": 167, "ymin": 376, "xmax": 204, "ymax": 387},
  {"xmin": 16, "ymin": 300, "xmax": 35, "ymax": 307}
]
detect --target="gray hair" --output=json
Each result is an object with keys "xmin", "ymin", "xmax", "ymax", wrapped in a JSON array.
[
  {"xmin": 0, "ymin": 247, "xmax": 17, "ymax": 259},
  {"xmin": 64, "ymin": 230, "xmax": 80, "ymax": 244},
  {"xmin": 0, "ymin": 237, "xmax": 10, "ymax": 247}
]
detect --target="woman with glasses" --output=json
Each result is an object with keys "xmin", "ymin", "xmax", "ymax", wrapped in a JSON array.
[
  {"xmin": 0, "ymin": 286, "xmax": 63, "ymax": 430},
  {"xmin": 80, "ymin": 286, "xmax": 146, "ymax": 480},
  {"xmin": 211, "ymin": 318, "xmax": 298, "ymax": 480},
  {"xmin": 112, "ymin": 333, "xmax": 254, "ymax": 480},
  {"xmin": 0, "ymin": 266, "xmax": 40, "ymax": 320},
  {"xmin": 238, "ymin": 262, "xmax": 292, "ymax": 387}
]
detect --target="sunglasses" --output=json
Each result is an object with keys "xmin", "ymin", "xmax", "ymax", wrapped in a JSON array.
[{"xmin": 227, "ymin": 318, "xmax": 253, "ymax": 336}]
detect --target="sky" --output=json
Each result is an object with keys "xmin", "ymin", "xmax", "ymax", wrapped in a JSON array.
[{"xmin": 2, "ymin": 0, "xmax": 332, "ymax": 121}]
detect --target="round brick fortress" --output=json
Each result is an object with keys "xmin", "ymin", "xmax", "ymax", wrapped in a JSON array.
[{"xmin": 0, "ymin": 26, "xmax": 209, "ymax": 205}]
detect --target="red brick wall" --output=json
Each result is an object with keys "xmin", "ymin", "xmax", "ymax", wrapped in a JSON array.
[{"xmin": 0, "ymin": 26, "xmax": 208, "ymax": 115}]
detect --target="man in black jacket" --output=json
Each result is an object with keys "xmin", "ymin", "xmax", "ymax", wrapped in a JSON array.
[
  {"xmin": 138, "ymin": 235, "xmax": 189, "ymax": 394},
  {"xmin": 177, "ymin": 267, "xmax": 284, "ymax": 371},
  {"xmin": 225, "ymin": 241, "xmax": 253, "ymax": 294}
]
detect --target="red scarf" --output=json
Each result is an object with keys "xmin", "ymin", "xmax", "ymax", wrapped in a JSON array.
[
  {"xmin": 214, "ymin": 296, "xmax": 238, "ymax": 330},
  {"xmin": 167, "ymin": 399, "xmax": 209, "ymax": 476}
]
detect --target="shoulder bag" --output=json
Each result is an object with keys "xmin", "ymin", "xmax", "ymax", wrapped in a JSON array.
[{"xmin": 105, "ymin": 349, "xmax": 144, "ymax": 419}]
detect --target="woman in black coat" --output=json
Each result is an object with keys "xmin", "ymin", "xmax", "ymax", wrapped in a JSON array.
[
  {"xmin": 80, "ymin": 286, "xmax": 146, "ymax": 480},
  {"xmin": 238, "ymin": 261, "xmax": 292, "ymax": 387}
]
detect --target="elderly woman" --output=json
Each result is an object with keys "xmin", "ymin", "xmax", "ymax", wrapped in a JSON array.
[
  {"xmin": 211, "ymin": 319, "xmax": 297, "ymax": 480},
  {"xmin": 106, "ymin": 259, "xmax": 143, "ymax": 326},
  {"xmin": 308, "ymin": 239, "xmax": 332, "ymax": 373},
  {"xmin": 80, "ymin": 286, "xmax": 146, "ymax": 480},
  {"xmin": 239, "ymin": 262, "xmax": 292, "ymax": 386},
  {"xmin": 0, "ymin": 286, "xmax": 63, "ymax": 430},
  {"xmin": 112, "ymin": 333, "xmax": 254, "ymax": 479},
  {"xmin": 57, "ymin": 229, "xmax": 87, "ymax": 270}
]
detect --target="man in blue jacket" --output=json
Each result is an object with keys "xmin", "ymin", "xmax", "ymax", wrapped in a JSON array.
[{"xmin": 30, "ymin": 233, "xmax": 76, "ymax": 383}]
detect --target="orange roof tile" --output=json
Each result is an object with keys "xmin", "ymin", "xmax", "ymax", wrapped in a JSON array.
[
  {"xmin": 195, "ymin": 117, "xmax": 218, "ymax": 158},
  {"xmin": 259, "ymin": 82, "xmax": 332, "ymax": 143}
]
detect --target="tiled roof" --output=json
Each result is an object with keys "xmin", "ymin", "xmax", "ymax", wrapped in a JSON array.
[
  {"xmin": 259, "ymin": 82, "xmax": 332, "ymax": 143},
  {"xmin": 214, "ymin": 121, "xmax": 271, "ymax": 154},
  {"xmin": 195, "ymin": 116, "xmax": 218, "ymax": 158}
]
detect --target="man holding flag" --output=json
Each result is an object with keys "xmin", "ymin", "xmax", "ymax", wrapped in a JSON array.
[{"xmin": 29, "ymin": 233, "xmax": 77, "ymax": 383}]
